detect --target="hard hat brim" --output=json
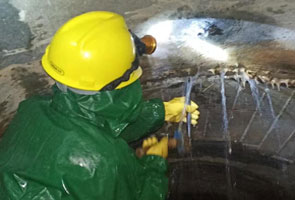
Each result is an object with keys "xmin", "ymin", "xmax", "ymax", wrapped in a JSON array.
[{"xmin": 42, "ymin": 49, "xmax": 142, "ymax": 91}]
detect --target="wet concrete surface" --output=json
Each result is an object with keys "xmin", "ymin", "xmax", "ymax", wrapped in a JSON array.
[
  {"xmin": 141, "ymin": 63, "xmax": 295, "ymax": 199},
  {"xmin": 2, "ymin": 0, "xmax": 295, "ymax": 68},
  {"xmin": 0, "ymin": 1, "xmax": 33, "ymax": 51},
  {"xmin": 0, "ymin": 0, "xmax": 35, "ymax": 67},
  {"xmin": 166, "ymin": 140, "xmax": 295, "ymax": 200},
  {"xmin": 1, "ymin": 53, "xmax": 294, "ymax": 199},
  {"xmin": 10, "ymin": 66, "xmax": 52, "ymax": 98},
  {"xmin": 168, "ymin": 158, "xmax": 294, "ymax": 200}
]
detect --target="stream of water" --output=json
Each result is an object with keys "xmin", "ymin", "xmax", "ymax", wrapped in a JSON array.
[
  {"xmin": 249, "ymin": 80, "xmax": 262, "ymax": 114},
  {"xmin": 230, "ymin": 84, "xmax": 242, "ymax": 119},
  {"xmin": 220, "ymin": 72, "xmax": 230, "ymax": 151},
  {"xmin": 265, "ymin": 88, "xmax": 276, "ymax": 119},
  {"xmin": 220, "ymin": 72, "xmax": 233, "ymax": 200},
  {"xmin": 185, "ymin": 77, "xmax": 194, "ymax": 141}
]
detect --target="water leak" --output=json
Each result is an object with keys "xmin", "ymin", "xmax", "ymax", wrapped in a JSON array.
[
  {"xmin": 220, "ymin": 72, "xmax": 231, "ymax": 152},
  {"xmin": 175, "ymin": 76, "xmax": 195, "ymax": 154},
  {"xmin": 185, "ymin": 77, "xmax": 193, "ymax": 141},
  {"xmin": 249, "ymin": 79, "xmax": 262, "ymax": 114},
  {"xmin": 143, "ymin": 72, "xmax": 295, "ymax": 199},
  {"xmin": 258, "ymin": 91, "xmax": 295, "ymax": 149},
  {"xmin": 230, "ymin": 84, "xmax": 242, "ymax": 119},
  {"xmin": 265, "ymin": 87, "xmax": 280, "ymax": 147},
  {"xmin": 240, "ymin": 92, "xmax": 266, "ymax": 142},
  {"xmin": 220, "ymin": 71, "xmax": 233, "ymax": 200},
  {"xmin": 265, "ymin": 88, "xmax": 276, "ymax": 119}
]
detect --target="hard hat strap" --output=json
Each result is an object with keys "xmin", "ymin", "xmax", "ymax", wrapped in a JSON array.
[{"xmin": 100, "ymin": 54, "xmax": 139, "ymax": 91}]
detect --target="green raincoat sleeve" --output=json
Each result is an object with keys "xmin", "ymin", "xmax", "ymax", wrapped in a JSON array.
[
  {"xmin": 120, "ymin": 98, "xmax": 165, "ymax": 143},
  {"xmin": 0, "ymin": 81, "xmax": 168, "ymax": 200}
]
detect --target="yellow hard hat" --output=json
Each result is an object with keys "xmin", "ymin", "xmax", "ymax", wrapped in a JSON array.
[{"xmin": 42, "ymin": 11, "xmax": 142, "ymax": 91}]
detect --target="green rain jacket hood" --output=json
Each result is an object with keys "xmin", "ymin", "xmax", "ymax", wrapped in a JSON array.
[{"xmin": 0, "ymin": 80, "xmax": 168, "ymax": 200}]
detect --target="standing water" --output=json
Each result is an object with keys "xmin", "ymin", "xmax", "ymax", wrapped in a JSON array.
[{"xmin": 220, "ymin": 72, "xmax": 233, "ymax": 200}]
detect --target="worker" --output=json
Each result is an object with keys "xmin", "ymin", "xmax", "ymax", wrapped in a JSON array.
[{"xmin": 0, "ymin": 11, "xmax": 199, "ymax": 199}]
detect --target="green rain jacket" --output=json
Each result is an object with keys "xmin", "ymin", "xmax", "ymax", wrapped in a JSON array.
[{"xmin": 0, "ymin": 80, "xmax": 168, "ymax": 200}]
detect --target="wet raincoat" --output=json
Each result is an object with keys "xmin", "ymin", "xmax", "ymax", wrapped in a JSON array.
[{"xmin": 0, "ymin": 80, "xmax": 168, "ymax": 200}]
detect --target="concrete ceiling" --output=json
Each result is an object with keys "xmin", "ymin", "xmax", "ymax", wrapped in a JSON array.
[{"xmin": 1, "ymin": 0, "xmax": 295, "ymax": 68}]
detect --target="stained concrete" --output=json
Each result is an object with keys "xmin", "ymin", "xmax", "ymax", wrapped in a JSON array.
[
  {"xmin": 0, "ymin": 62, "xmax": 53, "ymax": 136},
  {"xmin": 1, "ymin": 0, "xmax": 155, "ymax": 68},
  {"xmin": 0, "ymin": 0, "xmax": 33, "ymax": 66}
]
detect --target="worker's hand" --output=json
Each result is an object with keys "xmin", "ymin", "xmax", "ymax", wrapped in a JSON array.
[
  {"xmin": 136, "ymin": 136, "xmax": 159, "ymax": 158},
  {"xmin": 164, "ymin": 97, "xmax": 200, "ymax": 126},
  {"xmin": 145, "ymin": 137, "xmax": 169, "ymax": 159},
  {"xmin": 142, "ymin": 136, "xmax": 158, "ymax": 150}
]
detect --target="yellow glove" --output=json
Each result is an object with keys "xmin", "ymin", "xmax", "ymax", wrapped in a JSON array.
[
  {"xmin": 142, "ymin": 136, "xmax": 158, "ymax": 150},
  {"xmin": 164, "ymin": 97, "xmax": 200, "ymax": 126},
  {"xmin": 143, "ymin": 136, "xmax": 169, "ymax": 159}
]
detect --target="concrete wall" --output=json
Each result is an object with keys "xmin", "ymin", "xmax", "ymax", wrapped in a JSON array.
[{"xmin": 0, "ymin": 0, "xmax": 154, "ymax": 67}]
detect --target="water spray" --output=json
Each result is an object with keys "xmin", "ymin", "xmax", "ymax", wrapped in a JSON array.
[{"xmin": 174, "ymin": 71, "xmax": 199, "ymax": 155}]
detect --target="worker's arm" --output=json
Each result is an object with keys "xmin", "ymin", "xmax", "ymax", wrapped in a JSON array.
[
  {"xmin": 136, "ymin": 136, "xmax": 169, "ymax": 200},
  {"xmin": 120, "ymin": 96, "xmax": 200, "ymax": 143},
  {"xmin": 120, "ymin": 98, "xmax": 165, "ymax": 143}
]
